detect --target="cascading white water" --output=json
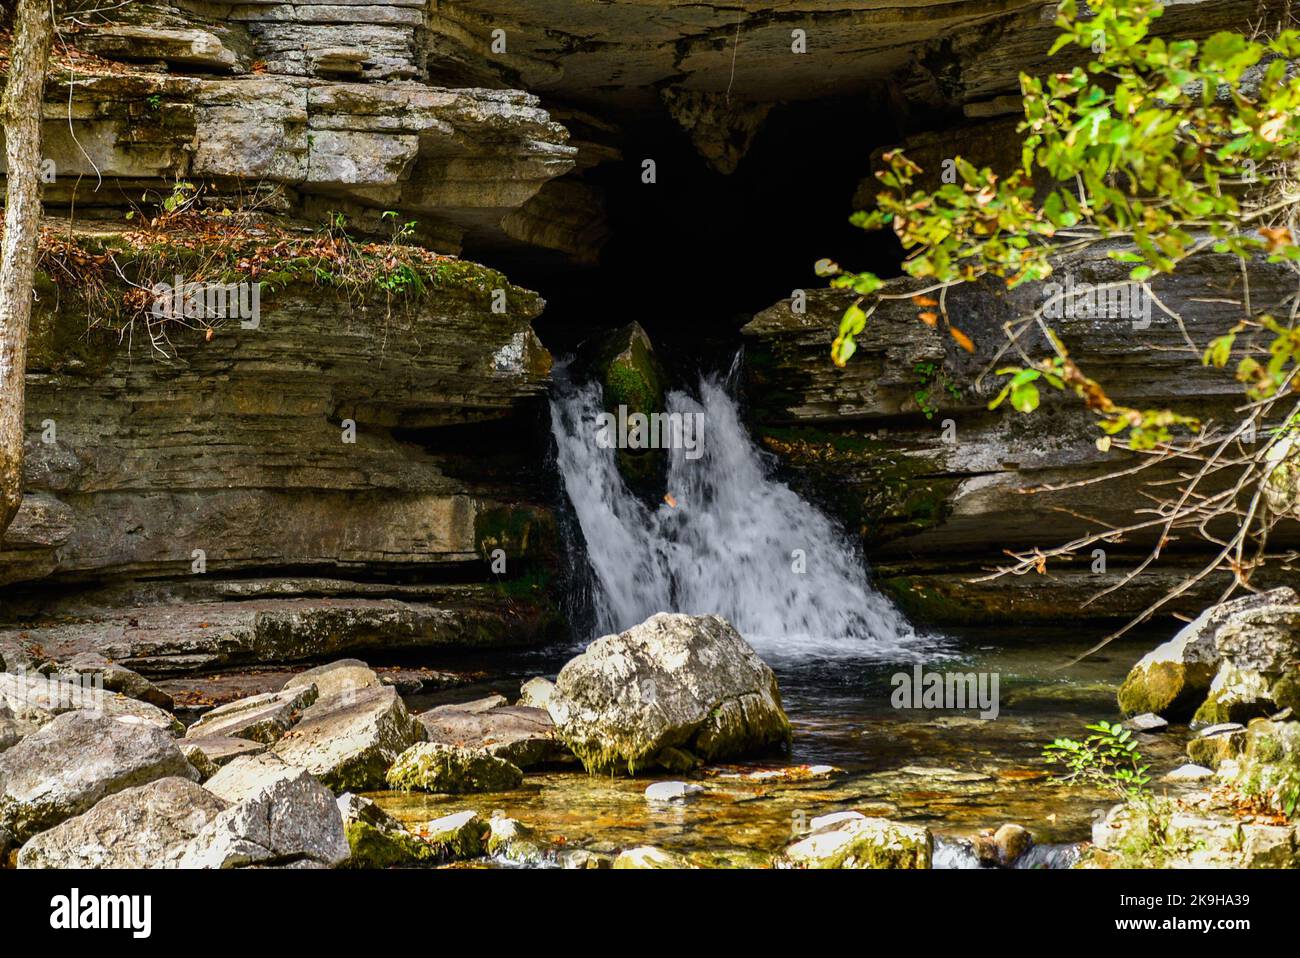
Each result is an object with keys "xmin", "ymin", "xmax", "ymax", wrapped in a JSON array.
[{"xmin": 549, "ymin": 360, "xmax": 932, "ymax": 660}]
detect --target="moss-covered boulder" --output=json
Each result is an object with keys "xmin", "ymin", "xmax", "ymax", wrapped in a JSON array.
[
  {"xmin": 337, "ymin": 792, "xmax": 440, "ymax": 868},
  {"xmin": 385, "ymin": 742, "xmax": 523, "ymax": 794},
  {"xmin": 1192, "ymin": 663, "xmax": 1277, "ymax": 726},
  {"xmin": 485, "ymin": 816, "xmax": 553, "ymax": 865},
  {"xmin": 1118, "ymin": 589, "xmax": 1297, "ymax": 719},
  {"xmin": 1225, "ymin": 718, "xmax": 1300, "ymax": 817},
  {"xmin": 547, "ymin": 613, "xmax": 791, "ymax": 775},
  {"xmin": 776, "ymin": 813, "xmax": 933, "ymax": 869},
  {"xmin": 423, "ymin": 810, "xmax": 487, "ymax": 858},
  {"xmin": 1186, "ymin": 724, "xmax": 1247, "ymax": 769}
]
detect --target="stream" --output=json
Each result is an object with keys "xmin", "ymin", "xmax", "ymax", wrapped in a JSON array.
[{"xmin": 373, "ymin": 365, "xmax": 1192, "ymax": 866}]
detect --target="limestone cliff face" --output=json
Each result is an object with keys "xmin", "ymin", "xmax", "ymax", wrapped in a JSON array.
[{"xmin": 742, "ymin": 238, "xmax": 1300, "ymax": 623}]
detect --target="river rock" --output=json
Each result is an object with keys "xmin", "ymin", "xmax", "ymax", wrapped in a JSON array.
[
  {"xmin": 17, "ymin": 778, "xmax": 227, "ymax": 869},
  {"xmin": 284, "ymin": 660, "xmax": 381, "ymax": 701},
  {"xmin": 518, "ymin": 677, "xmax": 555, "ymax": 710},
  {"xmin": 337, "ymin": 792, "xmax": 438, "ymax": 868},
  {"xmin": 547, "ymin": 613, "xmax": 791, "ymax": 775},
  {"xmin": 1123, "ymin": 713, "xmax": 1169, "ymax": 733},
  {"xmin": 0, "ymin": 670, "xmax": 182, "ymax": 736},
  {"xmin": 416, "ymin": 701, "xmax": 572, "ymax": 768},
  {"xmin": 778, "ymin": 814, "xmax": 933, "ymax": 869},
  {"xmin": 1187, "ymin": 724, "xmax": 1247, "ymax": 769},
  {"xmin": 1118, "ymin": 589, "xmax": 1297, "ymax": 718},
  {"xmin": 271, "ymin": 685, "xmax": 426, "ymax": 790},
  {"xmin": 182, "ymin": 736, "xmax": 268, "ymax": 778},
  {"xmin": 423, "ymin": 810, "xmax": 486, "ymax": 858},
  {"xmin": 0, "ymin": 712, "xmax": 197, "ymax": 844},
  {"xmin": 1162, "ymin": 763, "xmax": 1215, "ymax": 783},
  {"xmin": 178, "ymin": 766, "xmax": 349, "ymax": 869},
  {"xmin": 204, "ymin": 752, "xmax": 309, "ymax": 804},
  {"xmin": 53, "ymin": 653, "xmax": 174, "ymax": 711},
  {"xmin": 644, "ymin": 781, "xmax": 704, "ymax": 803},
  {"xmin": 486, "ymin": 816, "xmax": 552, "ymax": 865},
  {"xmin": 1193, "ymin": 662, "xmax": 1277, "ymax": 726},
  {"xmin": 386, "ymin": 742, "xmax": 523, "ymax": 794},
  {"xmin": 185, "ymin": 685, "xmax": 319, "ymax": 745},
  {"xmin": 0, "ymin": 703, "xmax": 25, "ymax": 754},
  {"xmin": 612, "ymin": 845, "xmax": 691, "ymax": 869}
]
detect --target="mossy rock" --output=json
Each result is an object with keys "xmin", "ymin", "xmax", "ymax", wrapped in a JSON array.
[
  {"xmin": 575, "ymin": 322, "xmax": 667, "ymax": 489},
  {"xmin": 777, "ymin": 815, "xmax": 933, "ymax": 869},
  {"xmin": 343, "ymin": 820, "xmax": 440, "ymax": 868},
  {"xmin": 1118, "ymin": 660, "xmax": 1216, "ymax": 719},
  {"xmin": 1191, "ymin": 663, "xmax": 1276, "ymax": 726},
  {"xmin": 385, "ymin": 742, "xmax": 523, "ymax": 794}
]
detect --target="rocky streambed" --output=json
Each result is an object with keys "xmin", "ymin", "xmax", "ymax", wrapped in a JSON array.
[{"xmin": 10, "ymin": 608, "xmax": 1272, "ymax": 870}]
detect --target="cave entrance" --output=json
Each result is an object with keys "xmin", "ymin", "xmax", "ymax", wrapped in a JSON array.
[{"xmin": 463, "ymin": 94, "xmax": 908, "ymax": 375}]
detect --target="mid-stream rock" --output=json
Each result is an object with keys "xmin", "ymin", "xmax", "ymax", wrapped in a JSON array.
[
  {"xmin": 337, "ymin": 792, "xmax": 439, "ymax": 868},
  {"xmin": 386, "ymin": 742, "xmax": 524, "ymax": 794},
  {"xmin": 777, "ymin": 813, "xmax": 933, "ymax": 869},
  {"xmin": 0, "ymin": 712, "xmax": 197, "ymax": 844},
  {"xmin": 547, "ymin": 613, "xmax": 791, "ymax": 774},
  {"xmin": 270, "ymin": 686, "xmax": 426, "ymax": 790},
  {"xmin": 18, "ymin": 778, "xmax": 227, "ymax": 869},
  {"xmin": 1119, "ymin": 589, "xmax": 1298, "ymax": 719}
]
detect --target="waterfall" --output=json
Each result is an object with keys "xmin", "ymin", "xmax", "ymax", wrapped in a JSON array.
[{"xmin": 548, "ymin": 359, "xmax": 932, "ymax": 660}]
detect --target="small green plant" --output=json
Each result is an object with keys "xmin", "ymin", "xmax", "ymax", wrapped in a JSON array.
[
  {"xmin": 912, "ymin": 361, "xmax": 960, "ymax": 418},
  {"xmin": 382, "ymin": 209, "xmax": 419, "ymax": 245},
  {"xmin": 1044, "ymin": 720, "xmax": 1152, "ymax": 800},
  {"xmin": 146, "ymin": 93, "xmax": 162, "ymax": 110}
]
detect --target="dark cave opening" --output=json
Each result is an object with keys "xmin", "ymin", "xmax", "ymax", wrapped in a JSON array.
[{"xmin": 465, "ymin": 94, "xmax": 910, "ymax": 377}]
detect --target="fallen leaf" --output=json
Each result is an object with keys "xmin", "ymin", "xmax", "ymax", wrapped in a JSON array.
[
  {"xmin": 949, "ymin": 326, "xmax": 976, "ymax": 352},
  {"xmin": 918, "ymin": 311, "xmax": 939, "ymax": 327},
  {"xmin": 663, "ymin": 494, "xmax": 677, "ymax": 508}
]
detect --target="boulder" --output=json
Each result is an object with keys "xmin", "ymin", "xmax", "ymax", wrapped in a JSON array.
[
  {"xmin": 337, "ymin": 792, "xmax": 438, "ymax": 868},
  {"xmin": 178, "ymin": 766, "xmax": 349, "ymax": 869},
  {"xmin": 416, "ymin": 701, "xmax": 572, "ymax": 768},
  {"xmin": 283, "ymin": 660, "xmax": 381, "ymax": 701},
  {"xmin": 423, "ymin": 810, "xmax": 486, "ymax": 859},
  {"xmin": 1223, "ymin": 718, "xmax": 1300, "ymax": 816},
  {"xmin": 518, "ymin": 677, "xmax": 555, "ymax": 710},
  {"xmin": 777, "ymin": 814, "xmax": 933, "ymax": 869},
  {"xmin": 1161, "ymin": 763, "xmax": 1215, "ymax": 783},
  {"xmin": 204, "ymin": 752, "xmax": 309, "ymax": 804},
  {"xmin": 1214, "ymin": 598, "xmax": 1300, "ymax": 674},
  {"xmin": 0, "ymin": 669, "xmax": 182, "ymax": 735},
  {"xmin": 271, "ymin": 685, "xmax": 425, "ymax": 790},
  {"xmin": 182, "ymin": 736, "xmax": 268, "ymax": 778},
  {"xmin": 573, "ymin": 322, "xmax": 667, "ymax": 487},
  {"xmin": 1193, "ymin": 662, "xmax": 1277, "ymax": 726},
  {"xmin": 0, "ymin": 712, "xmax": 197, "ymax": 844},
  {"xmin": 17, "ymin": 778, "xmax": 227, "ymax": 869},
  {"xmin": 1187, "ymin": 724, "xmax": 1247, "ymax": 769},
  {"xmin": 485, "ymin": 816, "xmax": 552, "ymax": 865},
  {"xmin": 0, "ymin": 703, "xmax": 26, "ymax": 754},
  {"xmin": 54, "ymin": 653, "xmax": 174, "ymax": 711},
  {"xmin": 185, "ymin": 684, "xmax": 319, "ymax": 745},
  {"xmin": 612, "ymin": 845, "xmax": 691, "ymax": 869},
  {"xmin": 386, "ymin": 742, "xmax": 523, "ymax": 794},
  {"xmin": 547, "ymin": 613, "xmax": 791, "ymax": 775},
  {"xmin": 1118, "ymin": 589, "xmax": 1297, "ymax": 718}
]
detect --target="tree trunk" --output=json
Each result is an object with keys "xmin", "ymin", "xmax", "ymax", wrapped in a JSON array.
[{"xmin": 0, "ymin": 0, "xmax": 55, "ymax": 537}]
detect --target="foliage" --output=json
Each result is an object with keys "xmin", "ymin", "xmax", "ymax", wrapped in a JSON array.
[
  {"xmin": 1043, "ymin": 720, "xmax": 1152, "ymax": 800},
  {"xmin": 827, "ymin": 0, "xmax": 1300, "ymax": 450}
]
